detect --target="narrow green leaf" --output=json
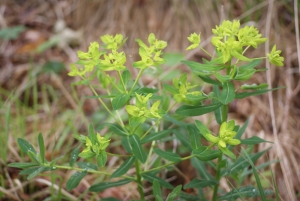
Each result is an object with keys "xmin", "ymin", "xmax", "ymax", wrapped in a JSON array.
[
  {"xmin": 66, "ymin": 171, "xmax": 87, "ymax": 191},
  {"xmin": 78, "ymin": 150, "xmax": 96, "ymax": 159},
  {"xmin": 187, "ymin": 125, "xmax": 201, "ymax": 150},
  {"xmin": 122, "ymin": 70, "xmax": 131, "ymax": 86},
  {"xmin": 129, "ymin": 135, "xmax": 147, "ymax": 163},
  {"xmin": 180, "ymin": 192, "xmax": 204, "ymax": 201},
  {"xmin": 88, "ymin": 123, "xmax": 96, "ymax": 142},
  {"xmin": 121, "ymin": 136, "xmax": 132, "ymax": 153},
  {"xmin": 235, "ymin": 87, "xmax": 285, "ymax": 99},
  {"xmin": 224, "ymin": 148, "xmax": 270, "ymax": 176},
  {"xmin": 163, "ymin": 114, "xmax": 188, "ymax": 127},
  {"xmin": 199, "ymin": 75, "xmax": 221, "ymax": 86},
  {"xmin": 240, "ymin": 136, "xmax": 273, "ymax": 145},
  {"xmin": 97, "ymin": 123, "xmax": 128, "ymax": 136},
  {"xmin": 166, "ymin": 185, "xmax": 182, "ymax": 201},
  {"xmin": 37, "ymin": 133, "xmax": 45, "ymax": 164},
  {"xmin": 77, "ymin": 162, "xmax": 98, "ymax": 171},
  {"xmin": 163, "ymin": 84, "xmax": 179, "ymax": 95},
  {"xmin": 17, "ymin": 138, "xmax": 37, "ymax": 154},
  {"xmin": 27, "ymin": 166, "xmax": 51, "ymax": 180},
  {"xmin": 142, "ymin": 173, "xmax": 174, "ymax": 189},
  {"xmin": 97, "ymin": 151, "xmax": 107, "ymax": 167},
  {"xmin": 240, "ymin": 59, "xmax": 262, "ymax": 69},
  {"xmin": 218, "ymin": 185, "xmax": 273, "ymax": 200},
  {"xmin": 154, "ymin": 148, "xmax": 181, "ymax": 163},
  {"xmin": 129, "ymin": 116, "xmax": 146, "ymax": 127},
  {"xmin": 175, "ymin": 103, "xmax": 222, "ymax": 116},
  {"xmin": 193, "ymin": 148, "xmax": 221, "ymax": 161},
  {"xmin": 235, "ymin": 117, "xmax": 249, "ymax": 140},
  {"xmin": 140, "ymin": 129, "xmax": 174, "ymax": 144},
  {"xmin": 241, "ymin": 148, "xmax": 267, "ymax": 201},
  {"xmin": 215, "ymin": 72, "xmax": 232, "ymax": 83},
  {"xmin": 184, "ymin": 178, "xmax": 218, "ymax": 189},
  {"xmin": 69, "ymin": 146, "xmax": 80, "ymax": 167},
  {"xmin": 153, "ymin": 180, "xmax": 163, "ymax": 201},
  {"xmin": 241, "ymin": 83, "xmax": 268, "ymax": 90},
  {"xmin": 241, "ymin": 160, "xmax": 279, "ymax": 178},
  {"xmin": 8, "ymin": 162, "xmax": 39, "ymax": 169},
  {"xmin": 213, "ymin": 85, "xmax": 222, "ymax": 124},
  {"xmin": 20, "ymin": 167, "xmax": 41, "ymax": 175},
  {"xmin": 28, "ymin": 151, "xmax": 40, "ymax": 163},
  {"xmin": 89, "ymin": 179, "xmax": 132, "ymax": 192},
  {"xmin": 191, "ymin": 158, "xmax": 215, "ymax": 181},
  {"xmin": 218, "ymin": 146, "xmax": 236, "ymax": 159},
  {"xmin": 234, "ymin": 68, "xmax": 256, "ymax": 81},
  {"xmin": 194, "ymin": 120, "xmax": 211, "ymax": 135},
  {"xmin": 111, "ymin": 157, "xmax": 135, "ymax": 179},
  {"xmin": 112, "ymin": 94, "xmax": 131, "ymax": 110},
  {"xmin": 220, "ymin": 82, "xmax": 235, "ymax": 104},
  {"xmin": 174, "ymin": 129, "xmax": 192, "ymax": 151}
]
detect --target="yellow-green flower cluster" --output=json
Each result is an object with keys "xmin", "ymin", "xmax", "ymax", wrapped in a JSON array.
[
  {"xmin": 99, "ymin": 34, "xmax": 127, "ymax": 71},
  {"xmin": 267, "ymin": 45, "xmax": 284, "ymax": 66},
  {"xmin": 68, "ymin": 34, "xmax": 128, "ymax": 78},
  {"xmin": 126, "ymin": 93, "xmax": 163, "ymax": 127},
  {"xmin": 80, "ymin": 134, "xmax": 110, "ymax": 157},
  {"xmin": 100, "ymin": 34, "xmax": 127, "ymax": 50},
  {"xmin": 186, "ymin": 33, "xmax": 201, "ymax": 50},
  {"xmin": 195, "ymin": 120, "xmax": 240, "ymax": 159},
  {"xmin": 173, "ymin": 73, "xmax": 203, "ymax": 105},
  {"xmin": 211, "ymin": 20, "xmax": 269, "ymax": 64},
  {"xmin": 99, "ymin": 50, "xmax": 126, "ymax": 71},
  {"xmin": 68, "ymin": 42, "xmax": 104, "ymax": 77},
  {"xmin": 133, "ymin": 33, "xmax": 167, "ymax": 69}
]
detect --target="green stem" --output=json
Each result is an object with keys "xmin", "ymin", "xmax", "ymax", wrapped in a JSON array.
[
  {"xmin": 212, "ymin": 61, "xmax": 231, "ymax": 201},
  {"xmin": 135, "ymin": 160, "xmax": 145, "ymax": 199},
  {"xmin": 89, "ymin": 84, "xmax": 123, "ymax": 127},
  {"xmin": 129, "ymin": 69, "xmax": 145, "ymax": 94},
  {"xmin": 212, "ymin": 155, "xmax": 223, "ymax": 201},
  {"xmin": 118, "ymin": 70, "xmax": 127, "ymax": 93},
  {"xmin": 140, "ymin": 102, "xmax": 177, "ymax": 140},
  {"xmin": 200, "ymin": 46, "xmax": 215, "ymax": 59},
  {"xmin": 101, "ymin": 71, "xmax": 123, "ymax": 93}
]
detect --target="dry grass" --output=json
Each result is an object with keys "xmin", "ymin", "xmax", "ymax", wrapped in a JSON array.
[{"xmin": 0, "ymin": 0, "xmax": 299, "ymax": 200}]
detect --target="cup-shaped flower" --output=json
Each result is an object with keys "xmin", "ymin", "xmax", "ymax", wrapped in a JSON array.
[
  {"xmin": 195, "ymin": 120, "xmax": 240, "ymax": 159},
  {"xmin": 267, "ymin": 45, "xmax": 284, "ymax": 66},
  {"xmin": 186, "ymin": 33, "xmax": 201, "ymax": 50}
]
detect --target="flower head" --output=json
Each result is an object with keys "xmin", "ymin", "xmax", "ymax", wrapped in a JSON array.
[
  {"xmin": 267, "ymin": 45, "xmax": 284, "ymax": 66},
  {"xmin": 186, "ymin": 33, "xmax": 201, "ymax": 50},
  {"xmin": 133, "ymin": 33, "xmax": 167, "ymax": 69},
  {"xmin": 195, "ymin": 120, "xmax": 240, "ymax": 159},
  {"xmin": 100, "ymin": 34, "xmax": 127, "ymax": 50}
]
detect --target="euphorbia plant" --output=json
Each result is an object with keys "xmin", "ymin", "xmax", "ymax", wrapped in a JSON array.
[{"xmin": 9, "ymin": 20, "xmax": 283, "ymax": 201}]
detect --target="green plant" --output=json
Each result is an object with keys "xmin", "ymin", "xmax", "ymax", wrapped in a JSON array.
[{"xmin": 9, "ymin": 20, "xmax": 284, "ymax": 200}]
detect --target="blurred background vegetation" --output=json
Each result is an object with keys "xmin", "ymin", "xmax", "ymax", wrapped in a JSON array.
[{"xmin": 0, "ymin": 0, "xmax": 299, "ymax": 200}]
